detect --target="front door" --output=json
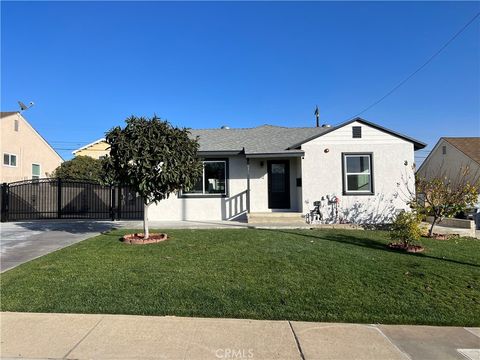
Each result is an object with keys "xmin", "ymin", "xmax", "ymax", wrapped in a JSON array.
[{"xmin": 267, "ymin": 160, "xmax": 290, "ymax": 209}]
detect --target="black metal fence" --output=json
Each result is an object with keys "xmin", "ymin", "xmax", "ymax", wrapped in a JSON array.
[{"xmin": 0, "ymin": 178, "xmax": 143, "ymax": 222}]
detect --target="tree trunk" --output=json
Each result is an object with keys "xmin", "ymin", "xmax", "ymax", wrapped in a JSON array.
[
  {"xmin": 143, "ymin": 202, "xmax": 150, "ymax": 239},
  {"xmin": 428, "ymin": 216, "xmax": 437, "ymax": 237}
]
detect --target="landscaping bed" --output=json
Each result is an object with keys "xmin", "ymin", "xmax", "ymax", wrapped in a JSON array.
[{"xmin": 1, "ymin": 228, "xmax": 479, "ymax": 326}]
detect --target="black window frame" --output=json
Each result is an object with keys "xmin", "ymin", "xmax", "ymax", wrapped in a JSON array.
[
  {"xmin": 342, "ymin": 152, "xmax": 374, "ymax": 196},
  {"xmin": 180, "ymin": 158, "xmax": 229, "ymax": 198}
]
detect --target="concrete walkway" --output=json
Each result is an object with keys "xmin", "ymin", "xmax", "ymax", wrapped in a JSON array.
[
  {"xmin": 0, "ymin": 221, "xmax": 113, "ymax": 272},
  {"xmin": 1, "ymin": 312, "xmax": 479, "ymax": 360}
]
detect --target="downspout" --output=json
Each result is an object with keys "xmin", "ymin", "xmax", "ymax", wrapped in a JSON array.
[{"xmin": 246, "ymin": 158, "xmax": 251, "ymax": 214}]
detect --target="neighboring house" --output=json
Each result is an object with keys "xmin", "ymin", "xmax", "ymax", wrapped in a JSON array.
[
  {"xmin": 417, "ymin": 137, "xmax": 480, "ymax": 224},
  {"xmin": 75, "ymin": 117, "xmax": 426, "ymax": 224},
  {"xmin": 72, "ymin": 138, "xmax": 109, "ymax": 159},
  {"xmin": 417, "ymin": 137, "xmax": 480, "ymax": 184},
  {"xmin": 1, "ymin": 112, "xmax": 63, "ymax": 183}
]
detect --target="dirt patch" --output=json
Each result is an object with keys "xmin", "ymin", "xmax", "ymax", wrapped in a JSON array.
[
  {"xmin": 427, "ymin": 233, "xmax": 460, "ymax": 240},
  {"xmin": 388, "ymin": 242, "xmax": 425, "ymax": 253},
  {"xmin": 122, "ymin": 233, "xmax": 168, "ymax": 245}
]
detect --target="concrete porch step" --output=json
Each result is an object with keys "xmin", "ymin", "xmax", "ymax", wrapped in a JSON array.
[{"xmin": 247, "ymin": 212, "xmax": 305, "ymax": 224}]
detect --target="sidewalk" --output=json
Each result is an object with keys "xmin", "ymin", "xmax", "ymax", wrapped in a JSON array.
[{"xmin": 1, "ymin": 312, "xmax": 479, "ymax": 360}]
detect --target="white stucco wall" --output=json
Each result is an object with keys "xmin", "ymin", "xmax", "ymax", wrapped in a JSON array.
[
  {"xmin": 149, "ymin": 155, "xmax": 249, "ymax": 221},
  {"xmin": 301, "ymin": 121, "xmax": 416, "ymax": 224},
  {"xmin": 148, "ymin": 121, "xmax": 419, "ymax": 223},
  {"xmin": 248, "ymin": 157, "xmax": 301, "ymax": 213}
]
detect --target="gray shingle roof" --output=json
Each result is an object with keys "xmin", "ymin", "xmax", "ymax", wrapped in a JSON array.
[
  {"xmin": 190, "ymin": 117, "xmax": 427, "ymax": 154},
  {"xmin": 191, "ymin": 125, "xmax": 330, "ymax": 154}
]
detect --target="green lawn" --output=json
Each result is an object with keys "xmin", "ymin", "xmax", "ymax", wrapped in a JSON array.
[{"xmin": 1, "ymin": 228, "xmax": 479, "ymax": 326}]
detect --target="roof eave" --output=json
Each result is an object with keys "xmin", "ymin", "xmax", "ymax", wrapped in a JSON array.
[
  {"xmin": 197, "ymin": 150, "xmax": 243, "ymax": 156},
  {"xmin": 245, "ymin": 151, "xmax": 304, "ymax": 158}
]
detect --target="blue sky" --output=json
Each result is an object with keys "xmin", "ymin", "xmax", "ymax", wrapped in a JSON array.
[{"xmin": 2, "ymin": 1, "xmax": 479, "ymax": 162}]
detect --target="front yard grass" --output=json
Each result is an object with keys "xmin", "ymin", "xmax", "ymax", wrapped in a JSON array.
[{"xmin": 1, "ymin": 228, "xmax": 479, "ymax": 326}]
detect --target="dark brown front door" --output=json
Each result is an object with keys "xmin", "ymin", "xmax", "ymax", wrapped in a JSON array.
[{"xmin": 267, "ymin": 160, "xmax": 290, "ymax": 209}]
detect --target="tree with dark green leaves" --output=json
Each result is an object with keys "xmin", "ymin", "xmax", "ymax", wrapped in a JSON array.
[
  {"xmin": 51, "ymin": 155, "xmax": 105, "ymax": 182},
  {"xmin": 103, "ymin": 115, "xmax": 202, "ymax": 238}
]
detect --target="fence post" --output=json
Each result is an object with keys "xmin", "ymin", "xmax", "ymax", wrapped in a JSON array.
[
  {"xmin": 57, "ymin": 178, "xmax": 62, "ymax": 219},
  {"xmin": 110, "ymin": 186, "xmax": 116, "ymax": 221},
  {"xmin": 1, "ymin": 183, "xmax": 9, "ymax": 222}
]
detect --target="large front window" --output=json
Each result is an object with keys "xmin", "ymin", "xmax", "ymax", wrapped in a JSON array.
[
  {"xmin": 343, "ymin": 154, "xmax": 373, "ymax": 194},
  {"xmin": 184, "ymin": 160, "xmax": 227, "ymax": 195}
]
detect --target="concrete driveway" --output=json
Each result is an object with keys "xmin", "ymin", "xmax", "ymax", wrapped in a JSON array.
[{"xmin": 0, "ymin": 220, "xmax": 114, "ymax": 272}]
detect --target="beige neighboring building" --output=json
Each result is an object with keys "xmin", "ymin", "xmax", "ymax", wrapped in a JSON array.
[
  {"xmin": 72, "ymin": 138, "xmax": 109, "ymax": 159},
  {"xmin": 1, "ymin": 112, "xmax": 63, "ymax": 183},
  {"xmin": 417, "ymin": 137, "xmax": 480, "ymax": 184}
]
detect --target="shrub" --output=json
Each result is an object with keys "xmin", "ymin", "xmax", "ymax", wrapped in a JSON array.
[{"xmin": 390, "ymin": 211, "xmax": 422, "ymax": 247}]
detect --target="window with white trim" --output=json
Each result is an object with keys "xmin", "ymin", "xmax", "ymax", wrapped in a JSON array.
[
  {"xmin": 32, "ymin": 164, "xmax": 41, "ymax": 180},
  {"xmin": 184, "ymin": 160, "xmax": 227, "ymax": 195},
  {"xmin": 3, "ymin": 153, "xmax": 17, "ymax": 167},
  {"xmin": 343, "ymin": 154, "xmax": 373, "ymax": 194}
]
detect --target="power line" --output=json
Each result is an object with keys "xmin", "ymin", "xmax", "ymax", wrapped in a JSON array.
[{"xmin": 352, "ymin": 11, "xmax": 480, "ymax": 118}]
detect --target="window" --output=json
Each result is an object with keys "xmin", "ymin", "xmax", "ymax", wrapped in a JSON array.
[
  {"xmin": 32, "ymin": 164, "xmax": 41, "ymax": 180},
  {"xmin": 343, "ymin": 154, "xmax": 373, "ymax": 194},
  {"xmin": 14, "ymin": 119, "xmax": 19, "ymax": 131},
  {"xmin": 183, "ymin": 160, "xmax": 227, "ymax": 196},
  {"xmin": 3, "ymin": 153, "xmax": 17, "ymax": 167},
  {"xmin": 352, "ymin": 126, "xmax": 362, "ymax": 138},
  {"xmin": 442, "ymin": 145, "xmax": 447, "ymax": 155}
]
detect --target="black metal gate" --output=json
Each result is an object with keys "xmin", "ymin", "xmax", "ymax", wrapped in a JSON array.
[{"xmin": 0, "ymin": 178, "xmax": 143, "ymax": 222}]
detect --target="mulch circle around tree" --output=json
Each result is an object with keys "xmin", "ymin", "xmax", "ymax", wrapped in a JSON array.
[
  {"xmin": 428, "ymin": 233, "xmax": 460, "ymax": 240},
  {"xmin": 387, "ymin": 242, "xmax": 425, "ymax": 253},
  {"xmin": 122, "ymin": 233, "xmax": 168, "ymax": 245}
]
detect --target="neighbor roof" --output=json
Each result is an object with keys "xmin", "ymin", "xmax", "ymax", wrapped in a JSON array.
[
  {"xmin": 443, "ymin": 137, "xmax": 480, "ymax": 164},
  {"xmin": 0, "ymin": 111, "xmax": 19, "ymax": 118}
]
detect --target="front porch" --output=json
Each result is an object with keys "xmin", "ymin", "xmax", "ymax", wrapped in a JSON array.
[
  {"xmin": 246, "ymin": 155, "xmax": 303, "ymax": 216},
  {"xmin": 247, "ymin": 211, "xmax": 305, "ymax": 224}
]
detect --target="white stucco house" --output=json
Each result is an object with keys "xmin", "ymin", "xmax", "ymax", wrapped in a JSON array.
[
  {"xmin": 146, "ymin": 117, "xmax": 425, "ymax": 223},
  {"xmin": 76, "ymin": 117, "xmax": 426, "ymax": 224}
]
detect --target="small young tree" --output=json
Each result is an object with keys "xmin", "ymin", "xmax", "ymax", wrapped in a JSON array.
[
  {"xmin": 390, "ymin": 211, "xmax": 422, "ymax": 248},
  {"xmin": 414, "ymin": 166, "xmax": 479, "ymax": 237},
  {"xmin": 103, "ymin": 115, "xmax": 203, "ymax": 238},
  {"xmin": 52, "ymin": 155, "xmax": 105, "ymax": 182}
]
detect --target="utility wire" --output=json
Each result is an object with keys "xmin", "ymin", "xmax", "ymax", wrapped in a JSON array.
[{"xmin": 352, "ymin": 11, "xmax": 480, "ymax": 118}]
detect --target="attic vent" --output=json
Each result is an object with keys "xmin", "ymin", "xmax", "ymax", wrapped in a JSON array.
[
  {"xmin": 14, "ymin": 119, "xmax": 19, "ymax": 131},
  {"xmin": 352, "ymin": 126, "xmax": 362, "ymax": 138},
  {"xmin": 442, "ymin": 145, "xmax": 446, "ymax": 155}
]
